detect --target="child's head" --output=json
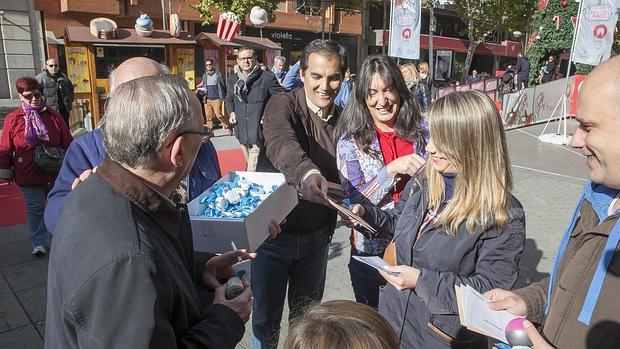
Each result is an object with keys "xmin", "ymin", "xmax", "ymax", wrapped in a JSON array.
[{"xmin": 283, "ymin": 300, "xmax": 399, "ymax": 349}]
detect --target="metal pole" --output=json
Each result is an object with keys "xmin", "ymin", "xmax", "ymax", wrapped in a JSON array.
[
  {"xmin": 382, "ymin": 0, "xmax": 388, "ymax": 54},
  {"xmin": 561, "ymin": 0, "xmax": 584, "ymax": 141},
  {"xmin": 321, "ymin": 0, "xmax": 327, "ymax": 39},
  {"xmin": 161, "ymin": 0, "xmax": 167, "ymax": 30},
  {"xmin": 429, "ymin": 2, "xmax": 435, "ymax": 83}
]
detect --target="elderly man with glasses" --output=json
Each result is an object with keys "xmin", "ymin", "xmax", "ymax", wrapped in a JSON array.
[
  {"xmin": 36, "ymin": 58, "xmax": 74, "ymax": 127},
  {"xmin": 45, "ymin": 74, "xmax": 277, "ymax": 348}
]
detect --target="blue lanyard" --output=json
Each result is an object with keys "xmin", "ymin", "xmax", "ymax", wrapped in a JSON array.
[{"xmin": 546, "ymin": 186, "xmax": 620, "ymax": 325}]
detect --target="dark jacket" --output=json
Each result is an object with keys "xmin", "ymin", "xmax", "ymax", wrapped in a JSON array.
[
  {"xmin": 36, "ymin": 71, "xmax": 74, "ymax": 112},
  {"xmin": 225, "ymin": 69, "xmax": 283, "ymax": 145},
  {"xmin": 516, "ymin": 57, "xmax": 530, "ymax": 79},
  {"xmin": 0, "ymin": 107, "xmax": 72, "ymax": 187},
  {"xmin": 411, "ymin": 83, "xmax": 431, "ymax": 112},
  {"xmin": 45, "ymin": 157, "xmax": 244, "ymax": 349},
  {"xmin": 541, "ymin": 61, "xmax": 556, "ymax": 83},
  {"xmin": 201, "ymin": 70, "xmax": 226, "ymax": 100},
  {"xmin": 513, "ymin": 182, "xmax": 620, "ymax": 349},
  {"xmin": 364, "ymin": 175, "xmax": 526, "ymax": 348},
  {"xmin": 44, "ymin": 128, "xmax": 221, "ymax": 233},
  {"xmin": 258, "ymin": 88, "xmax": 341, "ymax": 234}
]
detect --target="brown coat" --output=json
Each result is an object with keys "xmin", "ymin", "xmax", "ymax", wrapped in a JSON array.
[
  {"xmin": 514, "ymin": 200, "xmax": 620, "ymax": 349},
  {"xmin": 258, "ymin": 88, "xmax": 341, "ymax": 234}
]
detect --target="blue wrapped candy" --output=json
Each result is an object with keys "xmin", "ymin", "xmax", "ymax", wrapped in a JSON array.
[{"xmin": 200, "ymin": 174, "xmax": 277, "ymax": 219}]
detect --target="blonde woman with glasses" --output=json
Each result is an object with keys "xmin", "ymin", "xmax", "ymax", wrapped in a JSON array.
[{"xmin": 343, "ymin": 90, "xmax": 526, "ymax": 348}]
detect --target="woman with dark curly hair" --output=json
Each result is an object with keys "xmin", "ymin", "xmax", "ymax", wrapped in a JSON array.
[
  {"xmin": 0, "ymin": 77, "xmax": 72, "ymax": 256},
  {"xmin": 334, "ymin": 54, "xmax": 428, "ymax": 308}
]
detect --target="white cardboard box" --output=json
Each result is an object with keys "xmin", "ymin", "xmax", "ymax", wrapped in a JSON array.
[{"xmin": 188, "ymin": 171, "xmax": 298, "ymax": 253}]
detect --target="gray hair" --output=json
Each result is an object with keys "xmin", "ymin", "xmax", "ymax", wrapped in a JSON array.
[
  {"xmin": 274, "ymin": 56, "xmax": 286, "ymax": 65},
  {"xmin": 103, "ymin": 74, "xmax": 194, "ymax": 169}
]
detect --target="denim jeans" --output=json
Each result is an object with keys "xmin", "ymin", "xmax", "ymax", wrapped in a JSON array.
[
  {"xmin": 20, "ymin": 186, "xmax": 49, "ymax": 248},
  {"xmin": 349, "ymin": 248, "xmax": 387, "ymax": 308},
  {"xmin": 250, "ymin": 227, "xmax": 332, "ymax": 349}
]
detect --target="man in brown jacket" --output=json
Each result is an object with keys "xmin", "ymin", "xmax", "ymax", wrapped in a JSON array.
[
  {"xmin": 252, "ymin": 39, "xmax": 347, "ymax": 349},
  {"xmin": 485, "ymin": 56, "xmax": 620, "ymax": 348}
]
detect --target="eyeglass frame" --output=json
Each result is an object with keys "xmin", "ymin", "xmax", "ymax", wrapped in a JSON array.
[
  {"xmin": 165, "ymin": 125, "xmax": 213, "ymax": 148},
  {"xmin": 20, "ymin": 91, "xmax": 42, "ymax": 100}
]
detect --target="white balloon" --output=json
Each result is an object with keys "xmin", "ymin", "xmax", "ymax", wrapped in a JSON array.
[{"xmin": 250, "ymin": 6, "xmax": 268, "ymax": 29}]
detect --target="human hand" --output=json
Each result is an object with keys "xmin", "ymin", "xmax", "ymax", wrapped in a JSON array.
[
  {"xmin": 300, "ymin": 172, "xmax": 330, "ymax": 206},
  {"xmin": 522, "ymin": 320, "xmax": 555, "ymax": 348},
  {"xmin": 267, "ymin": 218, "xmax": 286, "ymax": 240},
  {"xmin": 71, "ymin": 167, "xmax": 97, "ymax": 190},
  {"xmin": 340, "ymin": 204, "xmax": 365, "ymax": 228},
  {"xmin": 202, "ymin": 249, "xmax": 256, "ymax": 290},
  {"xmin": 212, "ymin": 279, "xmax": 253, "ymax": 323},
  {"xmin": 229, "ymin": 112, "xmax": 237, "ymax": 124},
  {"xmin": 386, "ymin": 154, "xmax": 426, "ymax": 176},
  {"xmin": 379, "ymin": 265, "xmax": 420, "ymax": 291},
  {"xmin": 484, "ymin": 288, "xmax": 528, "ymax": 316}
]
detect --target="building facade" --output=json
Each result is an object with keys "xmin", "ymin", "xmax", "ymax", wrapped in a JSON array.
[{"xmin": 0, "ymin": 0, "xmax": 46, "ymax": 99}]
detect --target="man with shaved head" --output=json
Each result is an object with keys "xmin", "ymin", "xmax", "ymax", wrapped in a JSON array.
[
  {"xmin": 485, "ymin": 56, "xmax": 620, "ymax": 348},
  {"xmin": 36, "ymin": 58, "xmax": 75, "ymax": 126},
  {"xmin": 45, "ymin": 57, "xmax": 222, "ymax": 232}
]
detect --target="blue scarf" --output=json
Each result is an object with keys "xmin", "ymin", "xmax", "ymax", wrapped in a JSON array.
[{"xmin": 546, "ymin": 181, "xmax": 620, "ymax": 325}]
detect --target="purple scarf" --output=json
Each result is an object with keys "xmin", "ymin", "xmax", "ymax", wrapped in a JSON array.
[{"xmin": 21, "ymin": 101, "xmax": 49, "ymax": 145}]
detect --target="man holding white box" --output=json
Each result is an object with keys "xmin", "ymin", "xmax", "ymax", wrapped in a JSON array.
[{"xmin": 253, "ymin": 39, "xmax": 347, "ymax": 349}]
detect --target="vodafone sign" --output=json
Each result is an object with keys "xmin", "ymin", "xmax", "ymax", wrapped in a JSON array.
[{"xmin": 593, "ymin": 24, "xmax": 608, "ymax": 39}]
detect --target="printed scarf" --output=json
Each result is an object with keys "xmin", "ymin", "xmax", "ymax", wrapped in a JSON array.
[{"xmin": 21, "ymin": 101, "xmax": 49, "ymax": 145}]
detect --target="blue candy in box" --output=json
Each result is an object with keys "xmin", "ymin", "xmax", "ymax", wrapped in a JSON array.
[{"xmin": 188, "ymin": 171, "xmax": 298, "ymax": 253}]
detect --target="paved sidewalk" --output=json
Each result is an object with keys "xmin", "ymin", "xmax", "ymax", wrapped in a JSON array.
[{"xmin": 0, "ymin": 121, "xmax": 588, "ymax": 348}]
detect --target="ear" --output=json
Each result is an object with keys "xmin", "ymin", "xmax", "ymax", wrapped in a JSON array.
[
  {"xmin": 169, "ymin": 136, "xmax": 185, "ymax": 169},
  {"xmin": 299, "ymin": 69, "xmax": 306, "ymax": 85}
]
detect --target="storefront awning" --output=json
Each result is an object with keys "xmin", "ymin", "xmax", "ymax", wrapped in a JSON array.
[
  {"xmin": 46, "ymin": 31, "xmax": 65, "ymax": 45},
  {"xmin": 195, "ymin": 32, "xmax": 282, "ymax": 50},
  {"xmin": 65, "ymin": 26, "xmax": 196, "ymax": 45}
]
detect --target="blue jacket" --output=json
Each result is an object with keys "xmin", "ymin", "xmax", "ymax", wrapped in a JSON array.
[{"xmin": 45, "ymin": 128, "xmax": 221, "ymax": 233}]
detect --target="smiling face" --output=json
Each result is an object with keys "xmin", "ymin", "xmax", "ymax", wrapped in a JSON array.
[
  {"xmin": 570, "ymin": 63, "xmax": 620, "ymax": 189},
  {"xmin": 365, "ymin": 73, "xmax": 400, "ymax": 130},
  {"xmin": 425, "ymin": 136, "xmax": 458, "ymax": 174},
  {"xmin": 301, "ymin": 52, "xmax": 342, "ymax": 111}
]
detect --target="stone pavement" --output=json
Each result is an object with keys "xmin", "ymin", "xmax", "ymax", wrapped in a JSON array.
[{"xmin": 0, "ymin": 120, "xmax": 589, "ymax": 348}]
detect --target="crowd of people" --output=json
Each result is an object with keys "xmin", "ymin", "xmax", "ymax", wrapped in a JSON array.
[{"xmin": 0, "ymin": 38, "xmax": 618, "ymax": 349}]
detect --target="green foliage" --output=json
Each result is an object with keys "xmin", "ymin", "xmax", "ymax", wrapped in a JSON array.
[
  {"xmin": 450, "ymin": 0, "xmax": 536, "ymax": 79},
  {"xmin": 526, "ymin": 0, "xmax": 579, "ymax": 83},
  {"xmin": 191, "ymin": 0, "xmax": 280, "ymax": 28}
]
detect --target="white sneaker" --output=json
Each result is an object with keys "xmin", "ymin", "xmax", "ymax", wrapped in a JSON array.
[{"xmin": 32, "ymin": 246, "xmax": 47, "ymax": 256}]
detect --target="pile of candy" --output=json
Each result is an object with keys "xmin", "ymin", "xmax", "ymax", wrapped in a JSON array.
[{"xmin": 200, "ymin": 174, "xmax": 278, "ymax": 218}]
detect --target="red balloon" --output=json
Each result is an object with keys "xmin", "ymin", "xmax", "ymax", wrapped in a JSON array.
[{"xmin": 561, "ymin": 0, "xmax": 569, "ymax": 7}]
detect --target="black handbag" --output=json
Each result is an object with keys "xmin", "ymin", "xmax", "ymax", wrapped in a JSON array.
[{"xmin": 34, "ymin": 141, "xmax": 65, "ymax": 173}]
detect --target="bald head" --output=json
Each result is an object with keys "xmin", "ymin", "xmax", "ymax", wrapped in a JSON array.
[
  {"xmin": 109, "ymin": 57, "xmax": 167, "ymax": 92},
  {"xmin": 571, "ymin": 55, "xmax": 620, "ymax": 189}
]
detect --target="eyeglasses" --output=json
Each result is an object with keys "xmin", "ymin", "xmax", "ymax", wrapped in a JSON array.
[
  {"xmin": 238, "ymin": 56, "xmax": 254, "ymax": 61},
  {"xmin": 47, "ymin": 64, "xmax": 59, "ymax": 67},
  {"xmin": 166, "ymin": 125, "xmax": 213, "ymax": 148},
  {"xmin": 21, "ymin": 91, "xmax": 42, "ymax": 100}
]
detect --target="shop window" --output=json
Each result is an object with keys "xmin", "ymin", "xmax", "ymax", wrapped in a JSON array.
[{"xmin": 94, "ymin": 46, "xmax": 165, "ymax": 79}]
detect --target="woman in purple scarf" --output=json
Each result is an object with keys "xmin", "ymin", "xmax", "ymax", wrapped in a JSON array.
[{"xmin": 0, "ymin": 77, "xmax": 72, "ymax": 256}]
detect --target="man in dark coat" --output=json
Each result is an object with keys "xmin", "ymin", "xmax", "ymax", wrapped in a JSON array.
[
  {"xmin": 225, "ymin": 47, "xmax": 283, "ymax": 171},
  {"xmin": 515, "ymin": 51, "xmax": 530, "ymax": 89},
  {"xmin": 45, "ymin": 75, "xmax": 255, "ymax": 348},
  {"xmin": 36, "ymin": 58, "xmax": 74, "ymax": 127}
]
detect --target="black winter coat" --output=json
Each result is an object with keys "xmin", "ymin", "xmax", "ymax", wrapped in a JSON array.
[
  {"xmin": 225, "ymin": 70, "xmax": 284, "ymax": 145},
  {"xmin": 363, "ymin": 175, "xmax": 526, "ymax": 349},
  {"xmin": 36, "ymin": 71, "xmax": 74, "ymax": 112}
]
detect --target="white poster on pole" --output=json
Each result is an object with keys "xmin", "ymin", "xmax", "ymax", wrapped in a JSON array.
[
  {"xmin": 388, "ymin": 0, "xmax": 421, "ymax": 60},
  {"xmin": 572, "ymin": 0, "xmax": 619, "ymax": 66}
]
